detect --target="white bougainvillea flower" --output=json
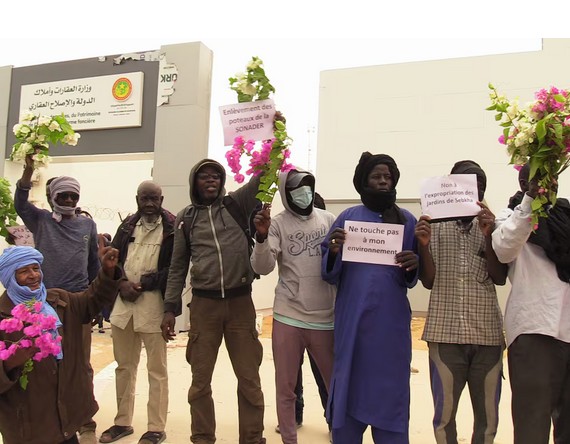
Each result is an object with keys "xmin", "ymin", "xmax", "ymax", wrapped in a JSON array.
[
  {"xmin": 19, "ymin": 142, "xmax": 33, "ymax": 154},
  {"xmin": 62, "ymin": 133, "xmax": 80, "ymax": 146},
  {"xmin": 239, "ymin": 83, "xmax": 257, "ymax": 96},
  {"xmin": 37, "ymin": 116, "xmax": 52, "ymax": 127},
  {"xmin": 48, "ymin": 121, "xmax": 61, "ymax": 132},
  {"xmin": 247, "ymin": 58, "xmax": 262, "ymax": 70},
  {"xmin": 19, "ymin": 111, "xmax": 35, "ymax": 122},
  {"xmin": 10, "ymin": 112, "xmax": 79, "ymax": 169}
]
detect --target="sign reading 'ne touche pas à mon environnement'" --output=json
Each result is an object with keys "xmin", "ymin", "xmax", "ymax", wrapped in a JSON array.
[{"xmin": 19, "ymin": 72, "xmax": 144, "ymax": 130}]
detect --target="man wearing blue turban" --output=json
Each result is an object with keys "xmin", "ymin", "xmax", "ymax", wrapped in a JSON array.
[{"xmin": 0, "ymin": 244, "xmax": 121, "ymax": 444}]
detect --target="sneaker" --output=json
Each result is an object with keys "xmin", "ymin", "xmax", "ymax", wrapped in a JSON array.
[{"xmin": 275, "ymin": 422, "xmax": 302, "ymax": 434}]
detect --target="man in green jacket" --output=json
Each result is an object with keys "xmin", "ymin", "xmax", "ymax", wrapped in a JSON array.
[{"xmin": 161, "ymin": 159, "xmax": 265, "ymax": 444}]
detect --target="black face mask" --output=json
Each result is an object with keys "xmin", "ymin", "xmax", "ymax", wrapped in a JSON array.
[
  {"xmin": 360, "ymin": 187, "xmax": 397, "ymax": 213},
  {"xmin": 360, "ymin": 187, "xmax": 407, "ymax": 225}
]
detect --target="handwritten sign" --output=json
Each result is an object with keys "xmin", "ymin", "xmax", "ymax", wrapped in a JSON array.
[
  {"xmin": 420, "ymin": 174, "xmax": 480, "ymax": 220},
  {"xmin": 342, "ymin": 221, "xmax": 404, "ymax": 266},
  {"xmin": 219, "ymin": 99, "xmax": 276, "ymax": 146},
  {"xmin": 20, "ymin": 72, "xmax": 144, "ymax": 130},
  {"xmin": 6, "ymin": 225, "xmax": 34, "ymax": 247}
]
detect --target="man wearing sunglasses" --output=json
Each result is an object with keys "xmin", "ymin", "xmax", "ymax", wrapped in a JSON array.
[
  {"xmin": 14, "ymin": 152, "xmax": 101, "ymax": 444},
  {"xmin": 161, "ymin": 159, "xmax": 266, "ymax": 444}
]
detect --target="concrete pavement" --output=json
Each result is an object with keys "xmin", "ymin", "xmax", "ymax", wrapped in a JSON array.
[{"xmin": 91, "ymin": 332, "xmax": 523, "ymax": 444}]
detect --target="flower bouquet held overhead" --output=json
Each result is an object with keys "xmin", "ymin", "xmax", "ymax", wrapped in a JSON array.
[
  {"xmin": 10, "ymin": 111, "xmax": 80, "ymax": 169},
  {"xmin": 222, "ymin": 57, "xmax": 293, "ymax": 203},
  {"xmin": 488, "ymin": 83, "xmax": 570, "ymax": 226}
]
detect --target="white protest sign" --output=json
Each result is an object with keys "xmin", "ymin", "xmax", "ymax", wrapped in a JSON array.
[
  {"xmin": 219, "ymin": 99, "xmax": 276, "ymax": 146},
  {"xmin": 342, "ymin": 221, "xmax": 404, "ymax": 266},
  {"xmin": 6, "ymin": 225, "xmax": 34, "ymax": 247},
  {"xmin": 420, "ymin": 174, "xmax": 480, "ymax": 220}
]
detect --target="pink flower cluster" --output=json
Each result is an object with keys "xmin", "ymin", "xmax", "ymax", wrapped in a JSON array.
[
  {"xmin": 531, "ymin": 87, "xmax": 569, "ymax": 116},
  {"xmin": 225, "ymin": 136, "xmax": 293, "ymax": 184},
  {"xmin": 0, "ymin": 301, "xmax": 62, "ymax": 361}
]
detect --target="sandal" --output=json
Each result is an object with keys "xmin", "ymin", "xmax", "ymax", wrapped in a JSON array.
[
  {"xmin": 99, "ymin": 425, "xmax": 134, "ymax": 443},
  {"xmin": 138, "ymin": 431, "xmax": 166, "ymax": 444}
]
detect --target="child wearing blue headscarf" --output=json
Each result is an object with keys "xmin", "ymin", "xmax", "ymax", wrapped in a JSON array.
[{"xmin": 0, "ymin": 244, "xmax": 121, "ymax": 444}]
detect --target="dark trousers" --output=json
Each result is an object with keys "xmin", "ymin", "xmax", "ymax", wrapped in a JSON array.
[
  {"xmin": 508, "ymin": 334, "xmax": 570, "ymax": 444},
  {"xmin": 332, "ymin": 413, "xmax": 408, "ymax": 444},
  {"xmin": 428, "ymin": 342, "xmax": 503, "ymax": 444},
  {"xmin": 186, "ymin": 295, "xmax": 264, "ymax": 444}
]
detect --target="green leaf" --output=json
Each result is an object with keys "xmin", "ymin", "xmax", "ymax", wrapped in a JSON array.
[
  {"xmin": 18, "ymin": 359, "xmax": 34, "ymax": 390},
  {"xmin": 531, "ymin": 197, "xmax": 543, "ymax": 211},
  {"xmin": 536, "ymin": 119, "xmax": 546, "ymax": 142},
  {"xmin": 529, "ymin": 157, "xmax": 541, "ymax": 181}
]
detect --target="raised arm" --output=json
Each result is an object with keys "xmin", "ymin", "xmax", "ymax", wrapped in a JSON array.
[
  {"xmin": 251, "ymin": 206, "xmax": 279, "ymax": 275},
  {"xmin": 477, "ymin": 202, "xmax": 508, "ymax": 285}
]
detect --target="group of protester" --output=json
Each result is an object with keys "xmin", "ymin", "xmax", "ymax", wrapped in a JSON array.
[{"xmin": 0, "ymin": 146, "xmax": 568, "ymax": 444}]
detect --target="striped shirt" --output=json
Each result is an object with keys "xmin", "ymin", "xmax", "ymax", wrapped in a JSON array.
[{"xmin": 422, "ymin": 219, "xmax": 504, "ymax": 346}]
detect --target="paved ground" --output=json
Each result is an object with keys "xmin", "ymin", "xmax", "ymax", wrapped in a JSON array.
[
  {"xmin": 1, "ymin": 316, "xmax": 551, "ymax": 443},
  {"xmin": 86, "ymin": 317, "xmax": 526, "ymax": 444}
]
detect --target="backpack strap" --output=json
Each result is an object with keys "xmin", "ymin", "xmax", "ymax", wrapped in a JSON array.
[
  {"xmin": 222, "ymin": 196, "xmax": 256, "ymax": 250},
  {"xmin": 180, "ymin": 205, "xmax": 196, "ymax": 251}
]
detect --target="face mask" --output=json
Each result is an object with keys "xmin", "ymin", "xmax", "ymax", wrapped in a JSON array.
[{"xmin": 289, "ymin": 186, "xmax": 313, "ymax": 209}]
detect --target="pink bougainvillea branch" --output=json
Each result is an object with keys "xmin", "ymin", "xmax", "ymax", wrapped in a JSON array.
[{"xmin": 225, "ymin": 57, "xmax": 294, "ymax": 203}]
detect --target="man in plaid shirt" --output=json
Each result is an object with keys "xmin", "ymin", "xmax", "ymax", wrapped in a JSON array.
[{"xmin": 415, "ymin": 160, "xmax": 507, "ymax": 444}]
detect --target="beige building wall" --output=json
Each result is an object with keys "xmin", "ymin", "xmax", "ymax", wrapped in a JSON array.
[{"xmin": 316, "ymin": 38, "xmax": 570, "ymax": 313}]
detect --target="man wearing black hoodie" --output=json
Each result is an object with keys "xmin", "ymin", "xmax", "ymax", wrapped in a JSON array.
[{"xmin": 161, "ymin": 160, "xmax": 265, "ymax": 444}]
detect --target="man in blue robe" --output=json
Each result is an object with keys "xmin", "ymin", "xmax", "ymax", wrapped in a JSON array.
[{"xmin": 322, "ymin": 152, "xmax": 419, "ymax": 443}]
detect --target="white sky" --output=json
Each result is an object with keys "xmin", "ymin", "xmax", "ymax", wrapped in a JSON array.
[{"xmin": 0, "ymin": 2, "xmax": 558, "ymax": 170}]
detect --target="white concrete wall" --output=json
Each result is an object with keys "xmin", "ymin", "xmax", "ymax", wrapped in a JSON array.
[{"xmin": 316, "ymin": 38, "xmax": 570, "ymax": 313}]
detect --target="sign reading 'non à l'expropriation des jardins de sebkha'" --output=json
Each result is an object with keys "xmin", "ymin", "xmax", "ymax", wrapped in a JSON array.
[{"xmin": 19, "ymin": 72, "xmax": 144, "ymax": 130}]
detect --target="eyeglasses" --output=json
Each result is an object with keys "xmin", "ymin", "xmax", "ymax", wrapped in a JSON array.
[
  {"xmin": 57, "ymin": 192, "xmax": 80, "ymax": 201},
  {"xmin": 197, "ymin": 173, "xmax": 221, "ymax": 181}
]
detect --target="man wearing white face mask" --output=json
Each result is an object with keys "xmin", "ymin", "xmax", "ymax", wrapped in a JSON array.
[{"xmin": 251, "ymin": 169, "xmax": 336, "ymax": 444}]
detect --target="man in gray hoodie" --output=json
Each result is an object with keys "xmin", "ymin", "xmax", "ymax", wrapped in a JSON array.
[
  {"xmin": 161, "ymin": 159, "xmax": 265, "ymax": 444},
  {"xmin": 251, "ymin": 169, "xmax": 336, "ymax": 444}
]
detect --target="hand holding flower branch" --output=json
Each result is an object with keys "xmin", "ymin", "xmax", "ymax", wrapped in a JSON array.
[
  {"xmin": 488, "ymin": 83, "xmax": 570, "ymax": 226},
  {"xmin": 226, "ymin": 58, "xmax": 293, "ymax": 203}
]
